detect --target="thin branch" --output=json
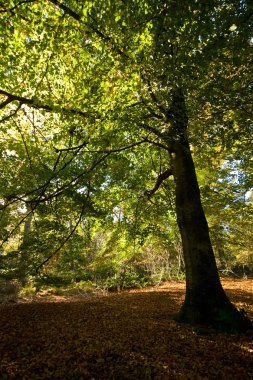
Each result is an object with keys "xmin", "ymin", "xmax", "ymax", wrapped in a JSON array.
[
  {"xmin": 13, "ymin": 119, "xmax": 33, "ymax": 169},
  {"xmin": 143, "ymin": 113, "xmax": 164, "ymax": 120},
  {"xmin": 54, "ymin": 140, "xmax": 89, "ymax": 152},
  {"xmin": 7, "ymin": 141, "xmax": 148, "ymax": 206},
  {"xmin": 1, "ymin": 138, "xmax": 146, "ymax": 216},
  {"xmin": 140, "ymin": 96, "xmax": 164, "ymax": 120},
  {"xmin": 0, "ymin": 145, "xmax": 82, "ymax": 214},
  {"xmin": 2, "ymin": 151, "xmax": 111, "ymax": 209},
  {"xmin": 33, "ymin": 152, "xmax": 112, "ymax": 203},
  {"xmin": 35, "ymin": 200, "xmax": 87, "ymax": 273},
  {"xmin": 0, "ymin": 102, "xmax": 22, "ymax": 123},
  {"xmin": 0, "ymin": 0, "xmax": 36, "ymax": 14},
  {"xmin": 48, "ymin": 0, "xmax": 129, "ymax": 58},
  {"xmin": 54, "ymin": 139, "xmax": 147, "ymax": 154},
  {"xmin": 0, "ymin": 208, "xmax": 35, "ymax": 248},
  {"xmin": 48, "ymin": 0, "xmax": 81, "ymax": 21},
  {"xmin": 139, "ymin": 123, "xmax": 164, "ymax": 139},
  {"xmin": 148, "ymin": 88, "xmax": 167, "ymax": 115},
  {"xmin": 53, "ymin": 151, "xmax": 62, "ymax": 171},
  {"xmin": 144, "ymin": 78, "xmax": 171, "ymax": 117}
]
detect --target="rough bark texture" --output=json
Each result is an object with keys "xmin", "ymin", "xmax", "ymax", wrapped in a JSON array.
[{"xmin": 169, "ymin": 88, "xmax": 252, "ymax": 332}]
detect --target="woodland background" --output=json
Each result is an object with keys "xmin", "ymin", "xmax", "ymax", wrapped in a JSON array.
[{"xmin": 0, "ymin": 0, "xmax": 252, "ymax": 300}]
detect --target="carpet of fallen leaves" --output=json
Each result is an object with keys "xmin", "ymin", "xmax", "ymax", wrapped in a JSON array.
[{"xmin": 0, "ymin": 278, "xmax": 252, "ymax": 380}]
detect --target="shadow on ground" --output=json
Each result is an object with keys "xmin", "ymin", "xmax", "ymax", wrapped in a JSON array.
[{"xmin": 0, "ymin": 280, "xmax": 252, "ymax": 379}]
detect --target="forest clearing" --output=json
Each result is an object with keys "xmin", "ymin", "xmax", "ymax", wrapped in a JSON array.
[
  {"xmin": 0, "ymin": 278, "xmax": 252, "ymax": 379},
  {"xmin": 1, "ymin": 3, "xmax": 253, "ymax": 377}
]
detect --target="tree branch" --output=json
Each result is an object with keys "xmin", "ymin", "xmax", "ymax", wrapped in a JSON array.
[
  {"xmin": 0, "ymin": 89, "xmax": 92, "ymax": 118},
  {"xmin": 35, "ymin": 200, "xmax": 87, "ymax": 273},
  {"xmin": 144, "ymin": 168, "xmax": 173, "ymax": 198},
  {"xmin": 0, "ymin": 151, "xmax": 95, "ymax": 246},
  {"xmin": 0, "ymin": 94, "xmax": 14, "ymax": 109},
  {"xmin": 48, "ymin": 0, "xmax": 128, "ymax": 58},
  {"xmin": 139, "ymin": 95, "xmax": 164, "ymax": 119},
  {"xmin": 35, "ymin": 151, "xmax": 114, "ymax": 203},
  {"xmin": 54, "ymin": 140, "xmax": 89, "ymax": 153},
  {"xmin": 54, "ymin": 139, "xmax": 147, "ymax": 153},
  {"xmin": 0, "ymin": 102, "xmax": 22, "ymax": 123},
  {"xmin": 148, "ymin": 88, "xmax": 166, "ymax": 115},
  {"xmin": 48, "ymin": 0, "xmax": 81, "ymax": 21},
  {"xmin": 0, "ymin": 0, "xmax": 36, "ymax": 14},
  {"xmin": 138, "ymin": 122, "xmax": 164, "ymax": 139}
]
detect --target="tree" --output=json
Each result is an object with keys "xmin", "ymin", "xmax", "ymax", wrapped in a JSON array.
[{"xmin": 0, "ymin": 0, "xmax": 252, "ymax": 331}]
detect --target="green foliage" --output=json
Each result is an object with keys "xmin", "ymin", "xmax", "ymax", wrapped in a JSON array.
[
  {"xmin": 0, "ymin": 0, "xmax": 252, "ymax": 290},
  {"xmin": 19, "ymin": 283, "xmax": 37, "ymax": 297},
  {"xmin": 35, "ymin": 273, "xmax": 73, "ymax": 288},
  {"xmin": 95, "ymin": 266, "xmax": 150, "ymax": 291}
]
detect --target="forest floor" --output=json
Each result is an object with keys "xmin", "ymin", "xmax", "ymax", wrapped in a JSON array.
[{"xmin": 0, "ymin": 278, "xmax": 252, "ymax": 380}]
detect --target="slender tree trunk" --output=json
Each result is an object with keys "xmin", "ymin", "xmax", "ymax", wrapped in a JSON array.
[
  {"xmin": 23, "ymin": 215, "xmax": 32, "ymax": 244},
  {"xmin": 169, "ymin": 88, "xmax": 252, "ymax": 332}
]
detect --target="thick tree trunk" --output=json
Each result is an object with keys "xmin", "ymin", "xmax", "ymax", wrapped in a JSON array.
[{"xmin": 169, "ymin": 88, "xmax": 252, "ymax": 332}]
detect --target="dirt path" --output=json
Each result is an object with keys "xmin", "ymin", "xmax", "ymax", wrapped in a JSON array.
[{"xmin": 0, "ymin": 279, "xmax": 252, "ymax": 379}]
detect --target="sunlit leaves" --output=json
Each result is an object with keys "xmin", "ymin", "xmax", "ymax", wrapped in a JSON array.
[{"xmin": 0, "ymin": 0, "xmax": 252, "ymax": 275}]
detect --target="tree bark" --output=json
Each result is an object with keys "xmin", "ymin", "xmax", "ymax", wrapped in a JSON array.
[{"xmin": 169, "ymin": 88, "xmax": 252, "ymax": 332}]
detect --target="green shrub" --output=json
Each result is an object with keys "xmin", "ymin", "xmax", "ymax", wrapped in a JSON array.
[
  {"xmin": 95, "ymin": 270, "xmax": 150, "ymax": 291},
  {"xmin": 19, "ymin": 284, "xmax": 37, "ymax": 297},
  {"xmin": 121, "ymin": 271, "xmax": 149, "ymax": 289},
  {"xmin": 35, "ymin": 274, "xmax": 72, "ymax": 288},
  {"xmin": 174, "ymin": 272, "xmax": 186, "ymax": 281},
  {"xmin": 75, "ymin": 280, "xmax": 94, "ymax": 292},
  {"xmin": 47, "ymin": 286, "xmax": 64, "ymax": 295}
]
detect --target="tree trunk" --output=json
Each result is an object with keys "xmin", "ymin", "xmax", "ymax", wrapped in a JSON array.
[
  {"xmin": 169, "ymin": 88, "xmax": 252, "ymax": 332},
  {"xmin": 23, "ymin": 214, "xmax": 32, "ymax": 244}
]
